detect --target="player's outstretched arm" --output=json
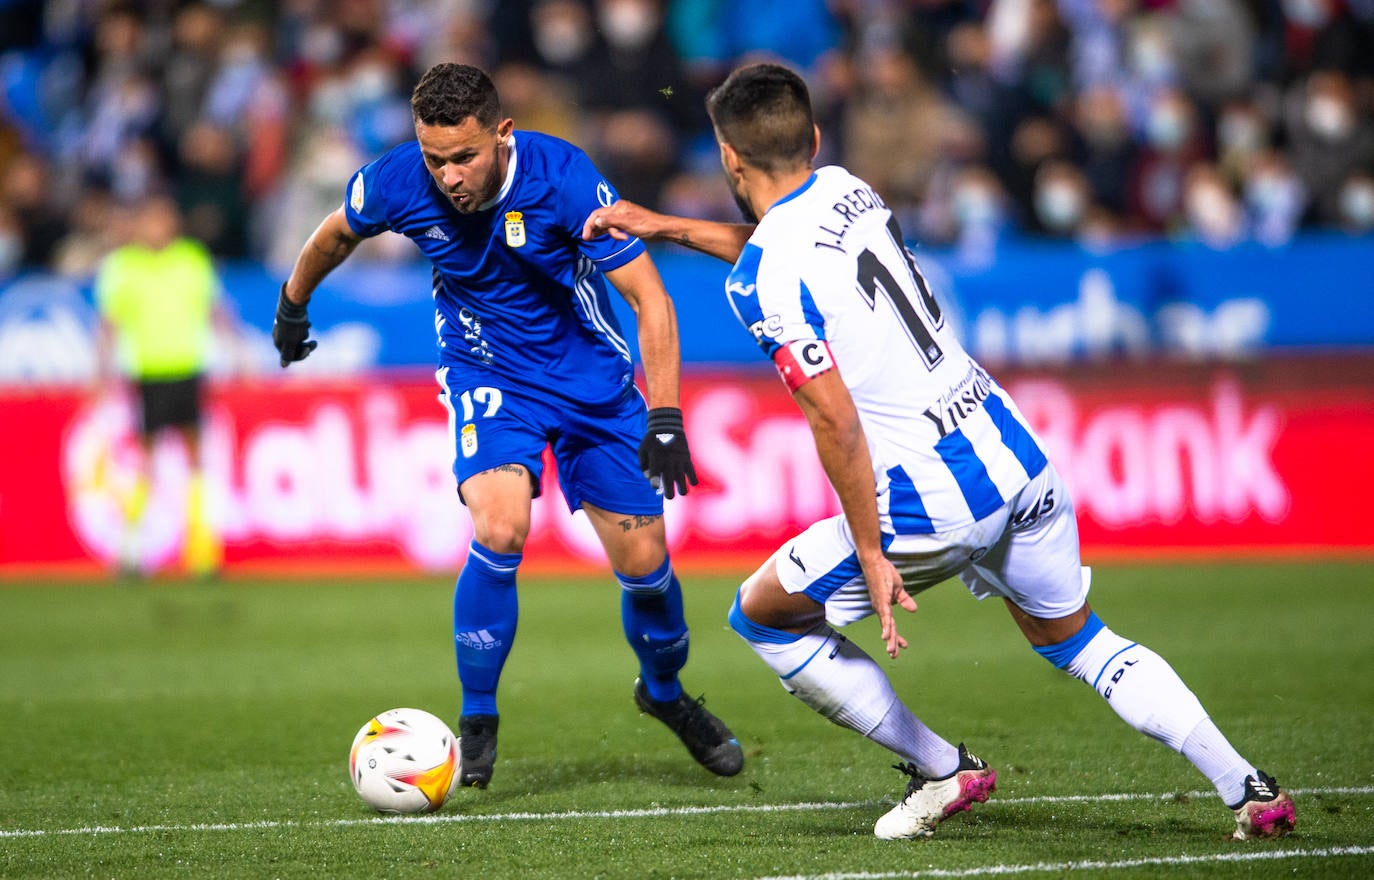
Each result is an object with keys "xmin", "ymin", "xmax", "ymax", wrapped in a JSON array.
[
  {"xmin": 275, "ymin": 208, "xmax": 363, "ymax": 367},
  {"xmin": 792, "ymin": 369, "xmax": 916, "ymax": 658},
  {"xmin": 583, "ymin": 199, "xmax": 754, "ymax": 264}
]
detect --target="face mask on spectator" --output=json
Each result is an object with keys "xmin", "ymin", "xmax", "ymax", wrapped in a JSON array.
[
  {"xmin": 1305, "ymin": 95, "xmax": 1353, "ymax": 141},
  {"xmin": 1186, "ymin": 185, "xmax": 1236, "ymax": 238},
  {"xmin": 1036, "ymin": 182, "xmax": 1085, "ymax": 231},
  {"xmin": 1339, "ymin": 179, "xmax": 1374, "ymax": 229},
  {"xmin": 1218, "ymin": 112, "xmax": 1263, "ymax": 153},
  {"xmin": 1246, "ymin": 173, "xmax": 1294, "ymax": 214},
  {"xmin": 0, "ymin": 231, "xmax": 18, "ymax": 276},
  {"xmin": 1146, "ymin": 105, "xmax": 1189, "ymax": 150},
  {"xmin": 533, "ymin": 8, "xmax": 593, "ymax": 65},
  {"xmin": 954, "ymin": 186, "xmax": 998, "ymax": 227},
  {"xmin": 1282, "ymin": 0, "xmax": 1331, "ymax": 28},
  {"xmin": 600, "ymin": 0, "xmax": 657, "ymax": 51},
  {"xmin": 1131, "ymin": 35, "xmax": 1175, "ymax": 81}
]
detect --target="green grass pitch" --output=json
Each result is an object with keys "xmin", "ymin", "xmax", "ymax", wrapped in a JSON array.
[{"xmin": 2, "ymin": 560, "xmax": 1371, "ymax": 879}]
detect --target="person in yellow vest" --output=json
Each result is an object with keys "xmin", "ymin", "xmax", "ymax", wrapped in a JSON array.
[{"xmin": 95, "ymin": 194, "xmax": 224, "ymax": 578}]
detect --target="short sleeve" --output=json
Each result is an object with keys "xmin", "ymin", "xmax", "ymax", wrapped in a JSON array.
[
  {"xmin": 562, "ymin": 150, "xmax": 646, "ymax": 272},
  {"xmin": 726, "ymin": 241, "xmax": 826, "ymax": 361},
  {"xmin": 342, "ymin": 161, "xmax": 391, "ymax": 238}
]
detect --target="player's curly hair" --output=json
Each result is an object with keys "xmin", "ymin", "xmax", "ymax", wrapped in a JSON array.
[
  {"xmin": 706, "ymin": 63, "xmax": 815, "ymax": 175},
  {"xmin": 411, "ymin": 63, "xmax": 502, "ymax": 129}
]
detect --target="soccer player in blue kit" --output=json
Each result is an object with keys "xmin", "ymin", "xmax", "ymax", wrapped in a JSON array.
[
  {"xmin": 272, "ymin": 63, "xmax": 742, "ymax": 786},
  {"xmin": 585, "ymin": 63, "xmax": 1295, "ymax": 841}
]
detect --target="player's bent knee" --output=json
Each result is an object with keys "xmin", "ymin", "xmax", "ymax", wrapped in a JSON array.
[
  {"xmin": 1031, "ymin": 610, "xmax": 1106, "ymax": 670},
  {"xmin": 729, "ymin": 590, "xmax": 800, "ymax": 644},
  {"xmin": 470, "ymin": 522, "xmax": 529, "ymax": 556}
]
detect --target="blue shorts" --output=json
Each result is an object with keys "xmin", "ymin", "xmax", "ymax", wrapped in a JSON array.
[{"xmin": 436, "ymin": 366, "xmax": 663, "ymax": 517}]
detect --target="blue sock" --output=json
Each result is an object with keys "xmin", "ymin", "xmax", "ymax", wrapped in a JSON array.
[
  {"xmin": 453, "ymin": 540, "xmax": 520, "ymax": 717},
  {"xmin": 618, "ymin": 557, "xmax": 689, "ymax": 703}
]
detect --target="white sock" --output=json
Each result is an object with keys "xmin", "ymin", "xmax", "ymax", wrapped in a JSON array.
[
  {"xmin": 1062, "ymin": 623, "xmax": 1260, "ymax": 803},
  {"xmin": 1181, "ymin": 718, "xmax": 1258, "ymax": 806},
  {"xmin": 745, "ymin": 624, "xmax": 958, "ymax": 776}
]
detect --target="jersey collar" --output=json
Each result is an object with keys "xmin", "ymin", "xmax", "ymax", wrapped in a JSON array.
[{"xmin": 769, "ymin": 171, "xmax": 818, "ymax": 212}]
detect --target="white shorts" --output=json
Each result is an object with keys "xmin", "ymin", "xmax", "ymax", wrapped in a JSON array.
[{"xmin": 774, "ymin": 462, "xmax": 1090, "ymax": 627}]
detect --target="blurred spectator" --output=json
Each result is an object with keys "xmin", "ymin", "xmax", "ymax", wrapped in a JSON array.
[
  {"xmin": 158, "ymin": 3, "xmax": 225, "ymax": 156},
  {"xmin": 1180, "ymin": 162, "xmax": 1246, "ymax": 248},
  {"xmin": 566, "ymin": 0, "xmax": 698, "ymax": 206},
  {"xmin": 1214, "ymin": 95, "xmax": 1275, "ymax": 187},
  {"xmin": 175, "ymin": 121, "xmax": 248, "ymax": 258},
  {"xmin": 842, "ymin": 45, "xmax": 949, "ymax": 221},
  {"xmin": 1336, "ymin": 170, "xmax": 1374, "ymax": 234},
  {"xmin": 1241, "ymin": 149, "xmax": 1308, "ymax": 246},
  {"xmin": 1167, "ymin": 0, "xmax": 1256, "ymax": 110},
  {"xmin": 913, "ymin": 107, "xmax": 992, "ymax": 245},
  {"xmin": 1, "ymin": 152, "xmax": 65, "ymax": 267},
  {"xmin": 949, "ymin": 164, "xmax": 1015, "ymax": 263},
  {"xmin": 1003, "ymin": 114, "xmax": 1072, "ymax": 225},
  {"xmin": 1286, "ymin": 70, "xmax": 1374, "ymax": 226},
  {"xmin": 1126, "ymin": 86, "xmax": 1208, "ymax": 232},
  {"xmin": 51, "ymin": 185, "xmax": 121, "ymax": 278},
  {"xmin": 1279, "ymin": 0, "xmax": 1374, "ymax": 81},
  {"xmin": 943, "ymin": 20, "xmax": 1021, "ymax": 170},
  {"xmin": 0, "ymin": 204, "xmax": 21, "ymax": 280},
  {"xmin": 1071, "ymin": 84, "xmax": 1139, "ymax": 215},
  {"xmin": 1031, "ymin": 159, "xmax": 1094, "ymax": 239},
  {"xmin": 492, "ymin": 62, "xmax": 578, "ymax": 144}
]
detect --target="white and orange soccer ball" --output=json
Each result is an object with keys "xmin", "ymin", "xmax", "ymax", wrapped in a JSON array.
[{"xmin": 348, "ymin": 708, "xmax": 459, "ymax": 813}]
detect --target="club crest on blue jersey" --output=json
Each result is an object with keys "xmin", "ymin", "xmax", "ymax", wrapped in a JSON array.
[
  {"xmin": 504, "ymin": 211, "xmax": 526, "ymax": 247},
  {"xmin": 461, "ymin": 422, "xmax": 478, "ymax": 457}
]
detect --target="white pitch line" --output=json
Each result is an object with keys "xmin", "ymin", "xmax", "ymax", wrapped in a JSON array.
[
  {"xmin": 1, "ymin": 785, "xmax": 1370, "ymax": 841},
  {"xmin": 751, "ymin": 845, "xmax": 1374, "ymax": 880}
]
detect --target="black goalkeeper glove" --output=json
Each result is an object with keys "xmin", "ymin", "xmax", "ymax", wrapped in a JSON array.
[
  {"xmin": 639, "ymin": 407, "xmax": 698, "ymax": 499},
  {"xmin": 273, "ymin": 284, "xmax": 318, "ymax": 368}
]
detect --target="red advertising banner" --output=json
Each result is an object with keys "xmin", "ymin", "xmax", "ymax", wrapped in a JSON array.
[{"xmin": 1, "ymin": 356, "xmax": 1371, "ymax": 578}]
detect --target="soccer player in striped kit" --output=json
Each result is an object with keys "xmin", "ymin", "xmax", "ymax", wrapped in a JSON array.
[
  {"xmin": 274, "ymin": 63, "xmax": 742, "ymax": 788},
  {"xmin": 584, "ymin": 62, "xmax": 1294, "ymax": 841}
]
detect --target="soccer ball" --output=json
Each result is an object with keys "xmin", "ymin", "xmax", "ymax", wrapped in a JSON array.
[{"xmin": 348, "ymin": 708, "xmax": 459, "ymax": 814}]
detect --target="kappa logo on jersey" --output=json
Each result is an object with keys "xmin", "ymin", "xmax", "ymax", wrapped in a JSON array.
[
  {"xmin": 350, "ymin": 175, "xmax": 365, "ymax": 212},
  {"xmin": 726, "ymin": 279, "xmax": 756, "ymax": 299},
  {"xmin": 424, "ymin": 225, "xmax": 450, "ymax": 241},
  {"xmin": 504, "ymin": 211, "xmax": 526, "ymax": 247},
  {"xmin": 774, "ymin": 339, "xmax": 836, "ymax": 392},
  {"xmin": 596, "ymin": 180, "xmax": 614, "ymax": 208}
]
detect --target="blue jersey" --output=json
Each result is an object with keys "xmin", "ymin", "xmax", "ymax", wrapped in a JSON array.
[{"xmin": 343, "ymin": 131, "xmax": 647, "ymax": 407}]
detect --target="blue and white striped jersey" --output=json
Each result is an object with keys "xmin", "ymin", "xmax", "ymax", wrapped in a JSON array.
[
  {"xmin": 727, "ymin": 166, "xmax": 1048, "ymax": 535},
  {"xmin": 343, "ymin": 131, "xmax": 646, "ymax": 406}
]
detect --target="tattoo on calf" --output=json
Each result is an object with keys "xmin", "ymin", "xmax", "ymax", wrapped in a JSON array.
[{"xmin": 617, "ymin": 513, "xmax": 663, "ymax": 532}]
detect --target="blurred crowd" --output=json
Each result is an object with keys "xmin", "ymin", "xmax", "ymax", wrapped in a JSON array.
[{"xmin": 1, "ymin": 0, "xmax": 1373, "ymax": 280}]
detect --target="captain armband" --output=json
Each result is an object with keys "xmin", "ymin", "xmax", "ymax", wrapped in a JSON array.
[{"xmin": 773, "ymin": 339, "xmax": 836, "ymax": 393}]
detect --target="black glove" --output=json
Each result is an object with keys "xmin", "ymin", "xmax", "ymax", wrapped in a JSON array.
[
  {"xmin": 639, "ymin": 407, "xmax": 698, "ymax": 499},
  {"xmin": 273, "ymin": 284, "xmax": 317, "ymax": 368}
]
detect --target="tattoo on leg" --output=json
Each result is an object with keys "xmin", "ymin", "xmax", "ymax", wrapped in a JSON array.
[
  {"xmin": 617, "ymin": 513, "xmax": 663, "ymax": 532},
  {"xmin": 480, "ymin": 464, "xmax": 527, "ymax": 477}
]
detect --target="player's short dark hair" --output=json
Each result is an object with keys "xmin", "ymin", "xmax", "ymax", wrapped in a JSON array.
[
  {"xmin": 411, "ymin": 63, "xmax": 502, "ymax": 129},
  {"xmin": 706, "ymin": 63, "xmax": 815, "ymax": 175}
]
